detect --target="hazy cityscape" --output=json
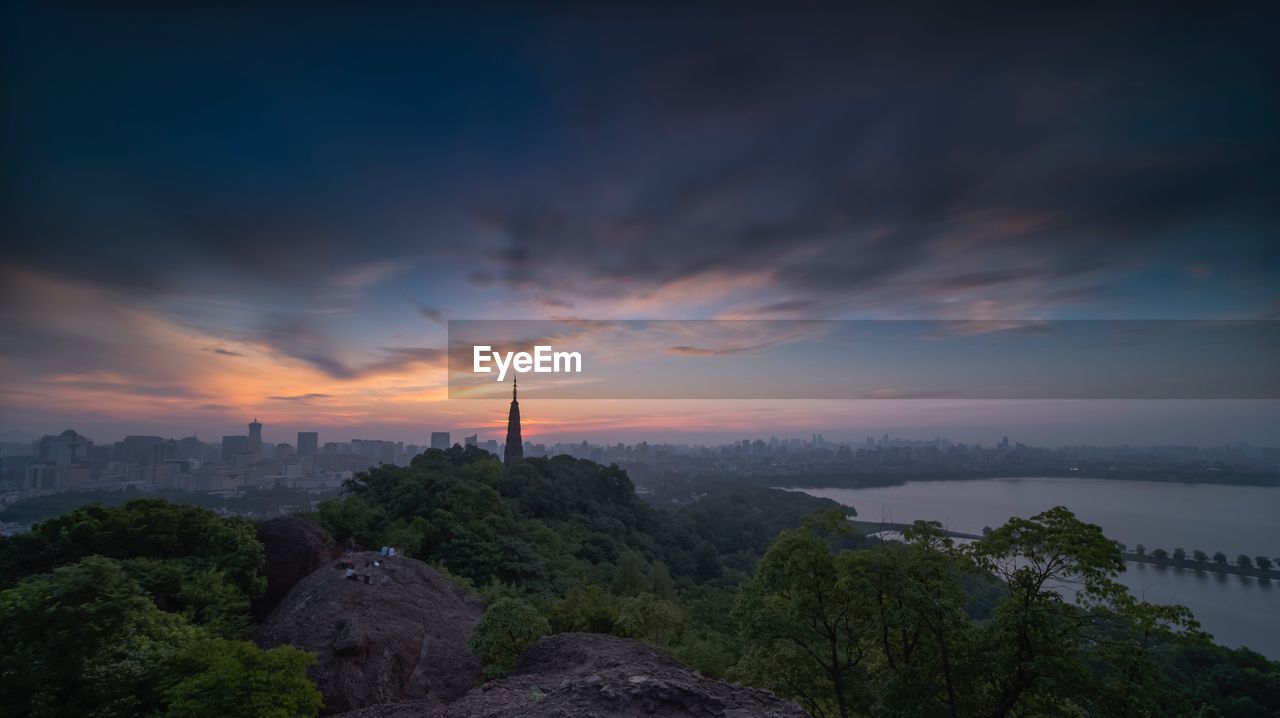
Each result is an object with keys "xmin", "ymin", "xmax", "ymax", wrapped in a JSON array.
[{"xmin": 5, "ymin": 417, "xmax": 1277, "ymax": 521}]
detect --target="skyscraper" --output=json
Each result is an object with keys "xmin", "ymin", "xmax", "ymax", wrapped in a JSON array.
[
  {"xmin": 504, "ymin": 377, "xmax": 522, "ymax": 464},
  {"xmin": 248, "ymin": 418, "xmax": 262, "ymax": 454},
  {"xmin": 221, "ymin": 435, "xmax": 251, "ymax": 463},
  {"xmin": 297, "ymin": 431, "xmax": 318, "ymax": 457},
  {"xmin": 431, "ymin": 432, "xmax": 451, "ymax": 450}
]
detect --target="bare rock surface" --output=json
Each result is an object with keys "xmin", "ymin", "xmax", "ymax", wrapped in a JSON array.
[
  {"xmin": 257, "ymin": 551, "xmax": 486, "ymax": 715},
  {"xmin": 252, "ymin": 516, "xmax": 342, "ymax": 618},
  {"xmin": 331, "ymin": 632, "xmax": 809, "ymax": 718}
]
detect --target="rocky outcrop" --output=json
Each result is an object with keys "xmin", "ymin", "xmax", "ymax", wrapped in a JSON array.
[
  {"xmin": 256, "ymin": 551, "xmax": 486, "ymax": 715},
  {"xmin": 252, "ymin": 516, "xmax": 342, "ymax": 618},
  {"xmin": 331, "ymin": 632, "xmax": 809, "ymax": 718}
]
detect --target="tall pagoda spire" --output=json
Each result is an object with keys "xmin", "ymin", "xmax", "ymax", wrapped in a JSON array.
[{"xmin": 503, "ymin": 376, "xmax": 523, "ymax": 464}]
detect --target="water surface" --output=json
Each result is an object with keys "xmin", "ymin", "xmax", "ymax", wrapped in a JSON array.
[{"xmin": 794, "ymin": 478, "xmax": 1280, "ymax": 659}]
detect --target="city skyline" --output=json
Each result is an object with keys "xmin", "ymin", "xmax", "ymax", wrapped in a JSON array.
[{"xmin": 5, "ymin": 399, "xmax": 1280, "ymax": 449}]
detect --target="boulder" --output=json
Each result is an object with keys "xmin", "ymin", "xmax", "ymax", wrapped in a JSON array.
[
  {"xmin": 257, "ymin": 551, "xmax": 486, "ymax": 715},
  {"xmin": 331, "ymin": 632, "xmax": 809, "ymax": 718},
  {"xmin": 252, "ymin": 515, "xmax": 342, "ymax": 618}
]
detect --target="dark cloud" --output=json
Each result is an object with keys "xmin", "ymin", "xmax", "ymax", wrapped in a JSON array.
[
  {"xmin": 416, "ymin": 304, "xmax": 446, "ymax": 325},
  {"xmin": 668, "ymin": 344, "xmax": 775, "ymax": 357},
  {"xmin": 738, "ymin": 299, "xmax": 822, "ymax": 317},
  {"xmin": 3, "ymin": 2, "xmax": 1277, "ymax": 322},
  {"xmin": 206, "ymin": 347, "xmax": 245, "ymax": 357},
  {"xmin": 535, "ymin": 296, "xmax": 574, "ymax": 309},
  {"xmin": 202, "ymin": 315, "xmax": 445, "ymax": 380},
  {"xmin": 268, "ymin": 393, "xmax": 332, "ymax": 402}
]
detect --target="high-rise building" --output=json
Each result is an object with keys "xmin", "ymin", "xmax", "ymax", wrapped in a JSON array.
[
  {"xmin": 504, "ymin": 378, "xmax": 523, "ymax": 464},
  {"xmin": 464, "ymin": 433, "xmax": 478, "ymax": 447},
  {"xmin": 37, "ymin": 429, "xmax": 90, "ymax": 466},
  {"xmin": 297, "ymin": 431, "xmax": 318, "ymax": 457},
  {"xmin": 118, "ymin": 435, "xmax": 167, "ymax": 465},
  {"xmin": 431, "ymin": 432, "xmax": 451, "ymax": 450},
  {"xmin": 248, "ymin": 418, "xmax": 263, "ymax": 454},
  {"xmin": 221, "ymin": 435, "xmax": 251, "ymax": 463}
]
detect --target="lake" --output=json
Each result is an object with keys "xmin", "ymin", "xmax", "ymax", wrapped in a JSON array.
[{"xmin": 792, "ymin": 478, "xmax": 1280, "ymax": 659}]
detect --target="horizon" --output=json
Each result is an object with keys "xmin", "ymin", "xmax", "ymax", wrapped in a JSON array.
[
  {"xmin": 7, "ymin": 399, "xmax": 1279, "ymax": 450},
  {"xmin": 3, "ymin": 3, "xmax": 1279, "ymax": 447}
]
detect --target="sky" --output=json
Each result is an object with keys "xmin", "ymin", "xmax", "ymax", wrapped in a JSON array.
[{"xmin": 2, "ymin": 3, "xmax": 1278, "ymax": 446}]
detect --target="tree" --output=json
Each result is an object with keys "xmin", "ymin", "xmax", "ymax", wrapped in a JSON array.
[
  {"xmin": 733, "ymin": 510, "xmax": 874, "ymax": 718},
  {"xmin": 858, "ymin": 521, "xmax": 976, "ymax": 717},
  {"xmin": 1213, "ymin": 551, "xmax": 1228, "ymax": 565},
  {"xmin": 469, "ymin": 598, "xmax": 550, "ymax": 679},
  {"xmin": 161, "ymin": 639, "xmax": 322, "ymax": 718},
  {"xmin": 1172, "ymin": 547, "xmax": 1187, "ymax": 562},
  {"xmin": 650, "ymin": 560, "xmax": 676, "ymax": 600},
  {"xmin": 316, "ymin": 494, "xmax": 382, "ymax": 548},
  {"xmin": 0, "ymin": 500, "xmax": 266, "ymax": 625},
  {"xmin": 1237, "ymin": 555, "xmax": 1253, "ymax": 570},
  {"xmin": 1256, "ymin": 556, "xmax": 1273, "ymax": 572},
  {"xmin": 1152, "ymin": 548, "xmax": 1170, "ymax": 561},
  {"xmin": 970, "ymin": 507, "xmax": 1131, "ymax": 717},
  {"xmin": 1192, "ymin": 549, "xmax": 1208, "ymax": 563},
  {"xmin": 0, "ymin": 556, "xmax": 322, "ymax": 718},
  {"xmin": 549, "ymin": 583, "xmax": 621, "ymax": 634},
  {"xmin": 1134, "ymin": 544, "xmax": 1146, "ymax": 556},
  {"xmin": 617, "ymin": 592, "xmax": 686, "ymax": 645},
  {"xmin": 611, "ymin": 550, "xmax": 651, "ymax": 597},
  {"xmin": 0, "ymin": 556, "xmax": 197, "ymax": 717}
]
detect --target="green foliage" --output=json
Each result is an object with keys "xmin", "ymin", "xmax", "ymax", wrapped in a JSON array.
[
  {"xmin": 731, "ymin": 507, "xmax": 1245, "ymax": 718},
  {"xmin": 0, "ymin": 556, "xmax": 319, "ymax": 718},
  {"xmin": 549, "ymin": 582, "xmax": 622, "ymax": 634},
  {"xmin": 469, "ymin": 598, "xmax": 551, "ymax": 679},
  {"xmin": 315, "ymin": 447, "xmax": 724, "ymax": 596},
  {"xmin": 1157, "ymin": 640, "xmax": 1280, "ymax": 716},
  {"xmin": 732, "ymin": 514, "xmax": 873, "ymax": 718},
  {"xmin": 0, "ymin": 556, "xmax": 197, "ymax": 718},
  {"xmin": 176, "ymin": 567, "xmax": 253, "ymax": 637},
  {"xmin": 611, "ymin": 549, "xmax": 652, "ymax": 596},
  {"xmin": 0, "ymin": 500, "xmax": 264, "ymax": 636},
  {"xmin": 161, "ymin": 639, "xmax": 322, "ymax": 718},
  {"xmin": 316, "ymin": 494, "xmax": 382, "ymax": 548},
  {"xmin": 6, "ymin": 453, "xmax": 1277, "ymax": 718},
  {"xmin": 0, "ymin": 485, "xmax": 337, "ymax": 525},
  {"xmin": 671, "ymin": 487, "xmax": 859, "ymax": 573},
  {"xmin": 616, "ymin": 592, "xmax": 686, "ymax": 645}
]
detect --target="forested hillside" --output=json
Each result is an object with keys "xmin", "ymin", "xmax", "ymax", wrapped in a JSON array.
[{"xmin": 2, "ymin": 447, "xmax": 1277, "ymax": 717}]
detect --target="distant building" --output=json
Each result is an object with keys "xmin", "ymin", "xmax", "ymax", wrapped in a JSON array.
[
  {"xmin": 464, "ymin": 433, "xmax": 478, "ymax": 447},
  {"xmin": 431, "ymin": 432, "xmax": 451, "ymax": 450},
  {"xmin": 248, "ymin": 418, "xmax": 263, "ymax": 454},
  {"xmin": 38, "ymin": 429, "xmax": 91, "ymax": 466},
  {"xmin": 221, "ymin": 435, "xmax": 251, "ymax": 463},
  {"xmin": 297, "ymin": 431, "xmax": 318, "ymax": 457},
  {"xmin": 175, "ymin": 436, "xmax": 204, "ymax": 461},
  {"xmin": 118, "ymin": 435, "xmax": 166, "ymax": 465}
]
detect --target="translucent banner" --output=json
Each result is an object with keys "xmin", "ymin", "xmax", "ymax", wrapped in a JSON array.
[{"xmin": 447, "ymin": 320, "xmax": 1280, "ymax": 400}]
